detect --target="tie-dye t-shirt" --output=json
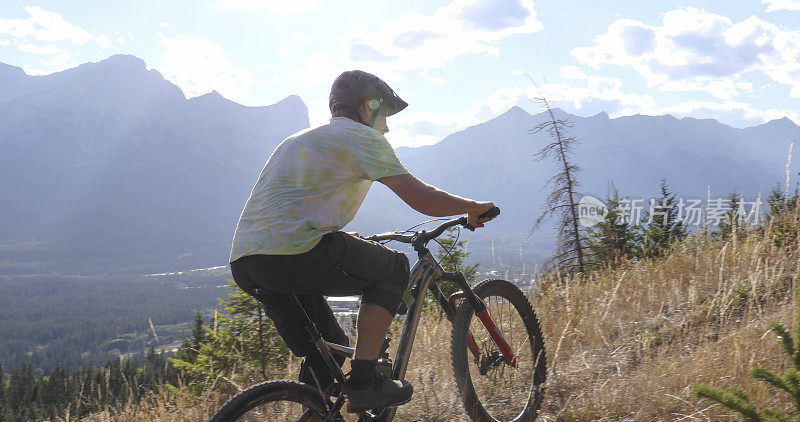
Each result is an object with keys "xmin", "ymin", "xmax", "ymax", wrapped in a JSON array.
[{"xmin": 230, "ymin": 117, "xmax": 409, "ymax": 261}]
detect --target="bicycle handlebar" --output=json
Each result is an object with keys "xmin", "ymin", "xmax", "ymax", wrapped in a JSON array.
[{"xmin": 365, "ymin": 207, "xmax": 500, "ymax": 244}]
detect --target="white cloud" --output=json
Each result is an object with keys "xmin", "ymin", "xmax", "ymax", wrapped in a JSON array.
[
  {"xmin": 476, "ymin": 76, "xmax": 659, "ymax": 121},
  {"xmin": 559, "ymin": 65, "xmax": 586, "ymax": 80},
  {"xmin": 662, "ymin": 100, "xmax": 799, "ymax": 128},
  {"xmin": 288, "ymin": 50, "xmax": 341, "ymax": 86},
  {"xmin": 657, "ymin": 78, "xmax": 754, "ymax": 100},
  {"xmin": 276, "ymin": 44, "xmax": 289, "ymax": 55},
  {"xmin": 0, "ymin": 39, "xmax": 10, "ymax": 46},
  {"xmin": 420, "ymin": 70, "xmax": 446, "ymax": 84},
  {"xmin": 34, "ymin": 52, "xmax": 75, "ymax": 74},
  {"xmin": 0, "ymin": 6, "xmax": 113, "ymax": 72},
  {"xmin": 286, "ymin": 0, "xmax": 542, "ymax": 97},
  {"xmin": 388, "ymin": 109, "xmax": 481, "ymax": 148},
  {"xmin": 572, "ymin": 8, "xmax": 800, "ymax": 99},
  {"xmin": 18, "ymin": 43, "xmax": 62, "ymax": 55},
  {"xmin": 392, "ymin": 75, "xmax": 656, "ymax": 148},
  {"xmin": 16, "ymin": 43, "xmax": 76, "ymax": 74},
  {"xmin": 94, "ymin": 34, "xmax": 112, "ymax": 48},
  {"xmin": 338, "ymin": 0, "xmax": 542, "ymax": 73},
  {"xmin": 281, "ymin": 30, "xmax": 314, "ymax": 43},
  {"xmin": 159, "ymin": 22, "xmax": 173, "ymax": 28},
  {"xmin": 471, "ymin": 76, "xmax": 798, "ymax": 131},
  {"xmin": 763, "ymin": 0, "xmax": 800, "ymax": 11},
  {"xmin": 213, "ymin": 0, "xmax": 318, "ymax": 14},
  {"xmin": 287, "ymin": 51, "xmax": 341, "ymax": 126},
  {"xmin": 307, "ymin": 97, "xmax": 333, "ymax": 128},
  {"xmin": 154, "ymin": 35, "xmax": 256, "ymax": 101},
  {"xmin": 388, "ymin": 83, "xmax": 800, "ymax": 148},
  {"xmin": 0, "ymin": 6, "xmax": 92, "ymax": 44}
]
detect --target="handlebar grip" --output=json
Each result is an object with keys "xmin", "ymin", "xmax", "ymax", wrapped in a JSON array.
[
  {"xmin": 480, "ymin": 206, "xmax": 501, "ymax": 220},
  {"xmin": 465, "ymin": 206, "xmax": 500, "ymax": 231}
]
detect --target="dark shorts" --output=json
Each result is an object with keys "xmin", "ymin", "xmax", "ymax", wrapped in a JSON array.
[{"xmin": 230, "ymin": 231, "xmax": 410, "ymax": 385}]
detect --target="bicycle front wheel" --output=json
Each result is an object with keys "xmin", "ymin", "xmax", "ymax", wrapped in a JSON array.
[
  {"xmin": 209, "ymin": 380, "xmax": 333, "ymax": 421},
  {"xmin": 451, "ymin": 279, "xmax": 547, "ymax": 421}
]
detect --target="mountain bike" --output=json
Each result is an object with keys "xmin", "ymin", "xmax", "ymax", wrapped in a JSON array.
[{"xmin": 210, "ymin": 208, "xmax": 547, "ymax": 421}]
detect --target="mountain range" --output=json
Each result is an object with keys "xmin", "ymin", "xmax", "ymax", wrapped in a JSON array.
[
  {"xmin": 2, "ymin": 55, "xmax": 799, "ymax": 275},
  {"xmin": 0, "ymin": 55, "xmax": 308, "ymax": 274}
]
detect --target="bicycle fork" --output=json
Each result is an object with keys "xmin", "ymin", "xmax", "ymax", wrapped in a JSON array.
[{"xmin": 435, "ymin": 272, "xmax": 518, "ymax": 368}]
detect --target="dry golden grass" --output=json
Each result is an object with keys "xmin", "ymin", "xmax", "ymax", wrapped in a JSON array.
[
  {"xmin": 535, "ymin": 228, "xmax": 799, "ymax": 420},
  {"xmin": 84, "ymin": 223, "xmax": 800, "ymax": 421}
]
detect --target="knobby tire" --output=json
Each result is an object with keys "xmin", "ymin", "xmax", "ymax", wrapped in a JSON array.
[
  {"xmin": 209, "ymin": 380, "xmax": 330, "ymax": 421},
  {"xmin": 451, "ymin": 279, "xmax": 547, "ymax": 421}
]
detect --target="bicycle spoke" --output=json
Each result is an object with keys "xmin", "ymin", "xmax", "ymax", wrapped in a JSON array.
[{"xmin": 515, "ymin": 335, "xmax": 530, "ymax": 358}]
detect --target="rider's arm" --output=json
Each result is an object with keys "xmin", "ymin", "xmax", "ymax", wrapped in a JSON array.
[{"xmin": 378, "ymin": 174, "xmax": 495, "ymax": 227}]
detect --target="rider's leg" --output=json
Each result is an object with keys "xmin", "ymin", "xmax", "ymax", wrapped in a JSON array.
[
  {"xmin": 231, "ymin": 257, "xmax": 349, "ymax": 392},
  {"xmin": 353, "ymin": 303, "xmax": 392, "ymax": 360},
  {"xmin": 345, "ymin": 300, "xmax": 412, "ymax": 412},
  {"xmin": 232, "ymin": 232, "xmax": 413, "ymax": 412}
]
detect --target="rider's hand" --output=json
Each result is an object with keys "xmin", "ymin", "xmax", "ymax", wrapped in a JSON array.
[{"xmin": 468, "ymin": 201, "xmax": 496, "ymax": 228}]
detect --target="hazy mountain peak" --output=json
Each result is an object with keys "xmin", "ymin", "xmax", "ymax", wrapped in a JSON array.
[
  {"xmin": 207, "ymin": 90, "xmax": 224, "ymax": 98},
  {"xmin": 767, "ymin": 116, "xmax": 797, "ymax": 127},
  {"xmin": 189, "ymin": 90, "xmax": 226, "ymax": 103},
  {"xmin": 92, "ymin": 54, "xmax": 147, "ymax": 71},
  {"xmin": 483, "ymin": 106, "xmax": 532, "ymax": 127},
  {"xmin": 0, "ymin": 62, "xmax": 25, "ymax": 76},
  {"xmin": 746, "ymin": 116, "xmax": 799, "ymax": 132},
  {"xmin": 187, "ymin": 92, "xmax": 307, "ymax": 123},
  {"xmin": 504, "ymin": 105, "xmax": 530, "ymax": 117},
  {"xmin": 276, "ymin": 94, "xmax": 306, "ymax": 110}
]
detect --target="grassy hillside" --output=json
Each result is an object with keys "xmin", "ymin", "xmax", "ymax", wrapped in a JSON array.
[{"xmin": 74, "ymin": 221, "xmax": 800, "ymax": 421}]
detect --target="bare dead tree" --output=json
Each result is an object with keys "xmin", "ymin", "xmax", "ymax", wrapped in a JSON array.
[{"xmin": 531, "ymin": 97, "xmax": 587, "ymax": 274}]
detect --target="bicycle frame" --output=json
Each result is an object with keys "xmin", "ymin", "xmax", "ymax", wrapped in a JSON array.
[
  {"xmin": 291, "ymin": 215, "xmax": 516, "ymax": 420},
  {"xmin": 391, "ymin": 238, "xmax": 518, "ymax": 378}
]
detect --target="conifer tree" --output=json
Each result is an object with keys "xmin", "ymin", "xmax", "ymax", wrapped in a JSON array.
[
  {"xmin": 175, "ymin": 311, "xmax": 206, "ymax": 364},
  {"xmin": 767, "ymin": 184, "xmax": 800, "ymax": 247},
  {"xmin": 171, "ymin": 281, "xmax": 288, "ymax": 392},
  {"xmin": 7, "ymin": 365, "xmax": 37, "ymax": 420},
  {"xmin": 192, "ymin": 311, "xmax": 206, "ymax": 353},
  {"xmin": 220, "ymin": 283, "xmax": 283, "ymax": 377},
  {"xmin": 434, "ymin": 228, "xmax": 480, "ymax": 298},
  {"xmin": 586, "ymin": 193, "xmax": 642, "ymax": 268},
  {"xmin": 531, "ymin": 98, "xmax": 587, "ymax": 273},
  {"xmin": 38, "ymin": 366, "xmax": 68, "ymax": 420},
  {"xmin": 0, "ymin": 364, "xmax": 8, "ymax": 420},
  {"xmin": 693, "ymin": 290, "xmax": 800, "ymax": 420},
  {"xmin": 717, "ymin": 191, "xmax": 744, "ymax": 239},
  {"xmin": 767, "ymin": 185, "xmax": 788, "ymax": 220},
  {"xmin": 641, "ymin": 179, "xmax": 687, "ymax": 258}
]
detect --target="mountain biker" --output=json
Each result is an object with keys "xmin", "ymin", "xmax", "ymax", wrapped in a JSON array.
[{"xmin": 229, "ymin": 70, "xmax": 496, "ymax": 413}]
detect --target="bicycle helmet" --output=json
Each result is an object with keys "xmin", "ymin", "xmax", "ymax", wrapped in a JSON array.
[{"xmin": 329, "ymin": 70, "xmax": 408, "ymax": 117}]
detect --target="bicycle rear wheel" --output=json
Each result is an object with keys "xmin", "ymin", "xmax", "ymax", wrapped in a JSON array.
[
  {"xmin": 451, "ymin": 279, "xmax": 547, "ymax": 421},
  {"xmin": 209, "ymin": 380, "xmax": 334, "ymax": 421}
]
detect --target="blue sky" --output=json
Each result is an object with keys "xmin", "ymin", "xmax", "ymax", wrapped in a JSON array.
[{"xmin": 1, "ymin": 0, "xmax": 799, "ymax": 147}]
